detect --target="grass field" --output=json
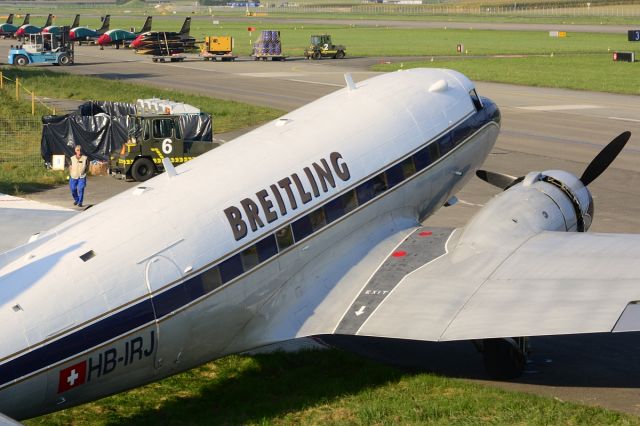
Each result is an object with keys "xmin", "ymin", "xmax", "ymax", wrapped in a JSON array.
[
  {"xmin": 373, "ymin": 54, "xmax": 640, "ymax": 95},
  {"xmin": 24, "ymin": 349, "xmax": 640, "ymax": 425},
  {"xmin": 0, "ymin": 67, "xmax": 283, "ymax": 195}
]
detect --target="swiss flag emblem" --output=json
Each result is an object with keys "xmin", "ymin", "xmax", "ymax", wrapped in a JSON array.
[{"xmin": 57, "ymin": 361, "xmax": 87, "ymax": 393}]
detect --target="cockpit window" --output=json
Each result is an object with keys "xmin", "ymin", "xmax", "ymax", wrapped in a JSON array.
[{"xmin": 469, "ymin": 89, "xmax": 483, "ymax": 111}]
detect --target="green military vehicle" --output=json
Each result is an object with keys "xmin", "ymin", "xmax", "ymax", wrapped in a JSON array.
[
  {"xmin": 110, "ymin": 113, "xmax": 217, "ymax": 182},
  {"xmin": 304, "ymin": 35, "xmax": 346, "ymax": 60}
]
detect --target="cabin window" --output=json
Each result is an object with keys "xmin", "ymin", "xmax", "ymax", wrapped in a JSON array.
[
  {"xmin": 428, "ymin": 143, "xmax": 440, "ymax": 163},
  {"xmin": 324, "ymin": 190, "xmax": 357, "ymax": 223},
  {"xmin": 153, "ymin": 118, "xmax": 174, "ymax": 139},
  {"xmin": 256, "ymin": 234, "xmax": 278, "ymax": 262},
  {"xmin": 275, "ymin": 225, "xmax": 294, "ymax": 251},
  {"xmin": 201, "ymin": 266, "xmax": 223, "ymax": 292},
  {"xmin": 437, "ymin": 133, "xmax": 455, "ymax": 155},
  {"xmin": 385, "ymin": 163, "xmax": 404, "ymax": 188},
  {"xmin": 413, "ymin": 147, "xmax": 431, "ymax": 171},
  {"xmin": 292, "ymin": 215, "xmax": 313, "ymax": 241},
  {"xmin": 219, "ymin": 254, "xmax": 243, "ymax": 283},
  {"xmin": 309, "ymin": 208, "xmax": 327, "ymax": 232},
  {"xmin": 469, "ymin": 89, "xmax": 483, "ymax": 111},
  {"xmin": 240, "ymin": 245, "xmax": 259, "ymax": 271},
  {"xmin": 144, "ymin": 121, "xmax": 150, "ymax": 140},
  {"xmin": 401, "ymin": 157, "xmax": 416, "ymax": 179}
]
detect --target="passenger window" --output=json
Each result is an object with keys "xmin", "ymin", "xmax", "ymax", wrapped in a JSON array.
[
  {"xmin": 428, "ymin": 143, "xmax": 440, "ymax": 163},
  {"xmin": 201, "ymin": 266, "xmax": 222, "ymax": 292},
  {"xmin": 356, "ymin": 180, "xmax": 375, "ymax": 205},
  {"xmin": 342, "ymin": 190, "xmax": 357, "ymax": 213},
  {"xmin": 309, "ymin": 208, "xmax": 326, "ymax": 232},
  {"xmin": 219, "ymin": 254, "xmax": 243, "ymax": 283},
  {"xmin": 275, "ymin": 225, "xmax": 294, "ymax": 251},
  {"xmin": 385, "ymin": 163, "xmax": 404, "ymax": 188},
  {"xmin": 371, "ymin": 173, "xmax": 387, "ymax": 196},
  {"xmin": 241, "ymin": 245, "xmax": 259, "ymax": 271},
  {"xmin": 413, "ymin": 147, "xmax": 431, "ymax": 171},
  {"xmin": 256, "ymin": 234, "xmax": 278, "ymax": 262},
  {"xmin": 401, "ymin": 157, "xmax": 416, "ymax": 179},
  {"xmin": 324, "ymin": 196, "xmax": 344, "ymax": 223},
  {"xmin": 153, "ymin": 119, "xmax": 174, "ymax": 139},
  {"xmin": 437, "ymin": 133, "xmax": 454, "ymax": 155},
  {"xmin": 292, "ymin": 215, "xmax": 313, "ymax": 241}
]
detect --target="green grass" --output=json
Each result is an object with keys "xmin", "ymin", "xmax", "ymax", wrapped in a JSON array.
[
  {"xmin": 0, "ymin": 67, "xmax": 283, "ymax": 195},
  {"xmin": 25, "ymin": 349, "xmax": 640, "ymax": 425},
  {"xmin": 372, "ymin": 54, "xmax": 640, "ymax": 95},
  {"xmin": 0, "ymin": 83, "xmax": 67, "ymax": 195}
]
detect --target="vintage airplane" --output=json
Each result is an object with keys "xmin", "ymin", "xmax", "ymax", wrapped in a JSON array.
[
  {"xmin": 0, "ymin": 13, "xmax": 28, "ymax": 38},
  {"xmin": 42, "ymin": 14, "xmax": 80, "ymax": 36},
  {"xmin": 69, "ymin": 15, "xmax": 110, "ymax": 43},
  {"xmin": 14, "ymin": 13, "xmax": 53, "ymax": 39},
  {"xmin": 130, "ymin": 17, "xmax": 195, "ymax": 55},
  {"xmin": 96, "ymin": 16, "xmax": 152, "ymax": 49},
  {"xmin": 0, "ymin": 68, "xmax": 638, "ymax": 422}
]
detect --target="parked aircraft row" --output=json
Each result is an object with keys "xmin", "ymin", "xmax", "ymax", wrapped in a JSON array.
[{"xmin": 1, "ymin": 13, "xmax": 194, "ymax": 53}]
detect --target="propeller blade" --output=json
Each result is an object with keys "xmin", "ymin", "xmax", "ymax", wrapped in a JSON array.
[
  {"xmin": 476, "ymin": 170, "xmax": 519, "ymax": 190},
  {"xmin": 580, "ymin": 131, "xmax": 631, "ymax": 186}
]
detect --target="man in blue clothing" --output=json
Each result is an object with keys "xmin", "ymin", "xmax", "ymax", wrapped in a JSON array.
[{"xmin": 69, "ymin": 145, "xmax": 88, "ymax": 207}]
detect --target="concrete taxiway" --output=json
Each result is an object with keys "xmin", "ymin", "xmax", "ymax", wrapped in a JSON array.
[{"xmin": 2, "ymin": 40, "xmax": 640, "ymax": 415}]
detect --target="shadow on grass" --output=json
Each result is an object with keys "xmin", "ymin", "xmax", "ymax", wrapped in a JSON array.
[{"xmin": 108, "ymin": 349, "xmax": 407, "ymax": 425}]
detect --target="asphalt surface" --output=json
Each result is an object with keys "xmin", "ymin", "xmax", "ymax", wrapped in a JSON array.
[{"xmin": 2, "ymin": 40, "xmax": 640, "ymax": 415}]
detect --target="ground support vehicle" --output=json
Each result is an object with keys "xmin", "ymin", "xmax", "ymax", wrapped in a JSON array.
[
  {"xmin": 109, "ymin": 113, "xmax": 216, "ymax": 181},
  {"xmin": 304, "ymin": 34, "xmax": 346, "ymax": 60},
  {"xmin": 199, "ymin": 36, "xmax": 237, "ymax": 61},
  {"xmin": 8, "ymin": 29, "xmax": 74, "ymax": 66}
]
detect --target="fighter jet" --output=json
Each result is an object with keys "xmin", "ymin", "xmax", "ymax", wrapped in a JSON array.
[
  {"xmin": 96, "ymin": 16, "xmax": 152, "ymax": 49},
  {"xmin": 42, "ymin": 14, "xmax": 80, "ymax": 36},
  {"xmin": 130, "ymin": 17, "xmax": 195, "ymax": 55},
  {"xmin": 0, "ymin": 13, "xmax": 28, "ymax": 38},
  {"xmin": 69, "ymin": 15, "xmax": 109, "ymax": 43},
  {"xmin": 14, "ymin": 13, "xmax": 53, "ymax": 39},
  {"xmin": 0, "ymin": 69, "xmax": 639, "ymax": 422}
]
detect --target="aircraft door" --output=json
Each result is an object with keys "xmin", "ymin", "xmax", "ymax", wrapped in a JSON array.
[{"xmin": 144, "ymin": 255, "xmax": 189, "ymax": 372}]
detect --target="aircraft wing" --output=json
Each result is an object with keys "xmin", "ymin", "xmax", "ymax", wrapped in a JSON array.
[
  {"xmin": 0, "ymin": 194, "xmax": 76, "ymax": 253},
  {"xmin": 346, "ymin": 229, "xmax": 640, "ymax": 342}
]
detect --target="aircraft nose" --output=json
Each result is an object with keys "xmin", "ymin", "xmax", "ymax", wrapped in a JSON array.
[
  {"xmin": 97, "ymin": 34, "xmax": 109, "ymax": 45},
  {"xmin": 15, "ymin": 28, "xmax": 24, "ymax": 37}
]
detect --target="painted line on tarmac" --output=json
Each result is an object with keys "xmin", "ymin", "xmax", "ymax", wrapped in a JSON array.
[
  {"xmin": 517, "ymin": 104, "xmax": 600, "ymax": 111},
  {"xmin": 608, "ymin": 116, "xmax": 640, "ymax": 123},
  {"xmin": 288, "ymin": 79, "xmax": 343, "ymax": 87}
]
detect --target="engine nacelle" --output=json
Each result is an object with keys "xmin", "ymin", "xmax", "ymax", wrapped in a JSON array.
[{"xmin": 455, "ymin": 169, "xmax": 594, "ymax": 254}]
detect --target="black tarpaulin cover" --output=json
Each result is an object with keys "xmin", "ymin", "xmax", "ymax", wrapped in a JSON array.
[{"xmin": 41, "ymin": 101, "xmax": 213, "ymax": 164}]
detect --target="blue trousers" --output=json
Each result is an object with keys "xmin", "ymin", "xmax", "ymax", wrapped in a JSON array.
[{"xmin": 69, "ymin": 177, "xmax": 86, "ymax": 205}]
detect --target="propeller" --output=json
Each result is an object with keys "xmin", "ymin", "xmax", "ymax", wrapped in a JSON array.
[
  {"xmin": 476, "ymin": 131, "xmax": 631, "ymax": 189},
  {"xmin": 579, "ymin": 131, "xmax": 630, "ymax": 186}
]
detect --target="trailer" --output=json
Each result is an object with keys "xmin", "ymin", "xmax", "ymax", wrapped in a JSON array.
[{"xmin": 151, "ymin": 53, "xmax": 186, "ymax": 62}]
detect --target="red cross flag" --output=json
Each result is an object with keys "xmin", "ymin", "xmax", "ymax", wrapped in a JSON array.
[{"xmin": 57, "ymin": 361, "xmax": 87, "ymax": 393}]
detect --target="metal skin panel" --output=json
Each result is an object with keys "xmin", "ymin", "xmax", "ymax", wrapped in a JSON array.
[
  {"xmin": 0, "ymin": 69, "xmax": 498, "ymax": 419},
  {"xmin": 358, "ymin": 171, "xmax": 640, "ymax": 342}
]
